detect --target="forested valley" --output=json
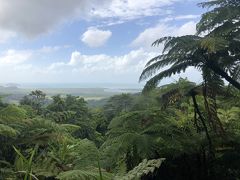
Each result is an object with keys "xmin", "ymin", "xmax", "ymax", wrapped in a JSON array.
[{"xmin": 0, "ymin": 0, "xmax": 240, "ymax": 179}]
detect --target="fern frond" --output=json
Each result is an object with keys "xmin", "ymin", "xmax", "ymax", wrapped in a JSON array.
[
  {"xmin": 0, "ymin": 124, "xmax": 19, "ymax": 137},
  {"xmin": 200, "ymin": 37, "xmax": 229, "ymax": 53},
  {"xmin": 143, "ymin": 62, "xmax": 194, "ymax": 92},
  {"xmin": 56, "ymin": 168, "xmax": 112, "ymax": 180},
  {"xmin": 115, "ymin": 158, "xmax": 165, "ymax": 180}
]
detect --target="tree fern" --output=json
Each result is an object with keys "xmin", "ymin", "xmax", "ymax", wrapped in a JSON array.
[
  {"xmin": 140, "ymin": 0, "xmax": 240, "ymax": 91},
  {"xmin": 0, "ymin": 104, "xmax": 27, "ymax": 123},
  {"xmin": 101, "ymin": 108, "xmax": 201, "ymax": 172}
]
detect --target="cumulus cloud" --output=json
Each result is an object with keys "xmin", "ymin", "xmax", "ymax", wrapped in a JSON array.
[
  {"xmin": 81, "ymin": 28, "xmax": 112, "ymax": 47},
  {"xmin": 49, "ymin": 49, "xmax": 156, "ymax": 73},
  {"xmin": 39, "ymin": 49, "xmax": 201, "ymax": 84},
  {"xmin": 131, "ymin": 21, "xmax": 196, "ymax": 49}
]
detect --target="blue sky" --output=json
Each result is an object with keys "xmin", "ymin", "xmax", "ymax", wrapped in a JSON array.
[{"xmin": 0, "ymin": 0, "xmax": 204, "ymax": 85}]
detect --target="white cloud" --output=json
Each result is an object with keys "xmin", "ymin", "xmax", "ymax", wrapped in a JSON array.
[
  {"xmin": 38, "ymin": 46, "xmax": 62, "ymax": 53},
  {"xmin": 91, "ymin": 0, "xmax": 181, "ymax": 20},
  {"xmin": 0, "ymin": 49, "xmax": 32, "ymax": 66},
  {"xmin": 131, "ymin": 21, "xmax": 196, "ymax": 49},
  {"xmin": 81, "ymin": 28, "xmax": 112, "ymax": 47},
  {"xmin": 176, "ymin": 21, "xmax": 197, "ymax": 36},
  {"xmin": 162, "ymin": 14, "xmax": 200, "ymax": 22},
  {"xmin": 49, "ymin": 49, "xmax": 156, "ymax": 73},
  {"xmin": 38, "ymin": 45, "xmax": 70, "ymax": 53},
  {"xmin": 0, "ymin": 45, "xmax": 71, "ymax": 68}
]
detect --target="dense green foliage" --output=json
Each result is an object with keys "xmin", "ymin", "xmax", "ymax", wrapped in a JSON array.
[
  {"xmin": 1, "ymin": 0, "xmax": 240, "ymax": 179},
  {"xmin": 1, "ymin": 78, "xmax": 240, "ymax": 179}
]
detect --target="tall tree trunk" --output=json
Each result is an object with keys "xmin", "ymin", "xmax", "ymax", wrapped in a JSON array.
[
  {"xmin": 190, "ymin": 91, "xmax": 216, "ymax": 178},
  {"xmin": 189, "ymin": 89, "xmax": 215, "ymax": 153},
  {"xmin": 202, "ymin": 79, "xmax": 225, "ymax": 135},
  {"xmin": 191, "ymin": 93, "xmax": 214, "ymax": 157}
]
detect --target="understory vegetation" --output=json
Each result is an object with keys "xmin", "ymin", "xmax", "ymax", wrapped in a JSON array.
[{"xmin": 1, "ymin": 0, "xmax": 240, "ymax": 179}]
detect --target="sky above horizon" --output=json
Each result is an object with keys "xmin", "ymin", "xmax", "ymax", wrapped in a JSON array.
[{"xmin": 0, "ymin": 0, "xmax": 204, "ymax": 86}]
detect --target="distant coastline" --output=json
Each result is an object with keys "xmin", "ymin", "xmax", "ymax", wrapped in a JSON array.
[{"xmin": 15, "ymin": 82, "xmax": 143, "ymax": 90}]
